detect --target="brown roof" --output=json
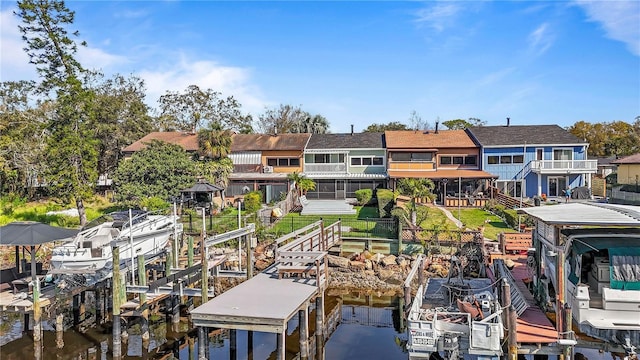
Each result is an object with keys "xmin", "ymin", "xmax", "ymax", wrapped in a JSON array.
[
  {"xmin": 612, "ymin": 153, "xmax": 640, "ymax": 164},
  {"xmin": 385, "ymin": 130, "xmax": 476, "ymax": 149},
  {"xmin": 388, "ymin": 169, "xmax": 497, "ymax": 179},
  {"xmin": 123, "ymin": 132, "xmax": 198, "ymax": 152},
  {"xmin": 231, "ymin": 133, "xmax": 310, "ymax": 152}
]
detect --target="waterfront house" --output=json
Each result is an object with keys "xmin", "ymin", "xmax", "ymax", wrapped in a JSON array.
[
  {"xmin": 385, "ymin": 128, "xmax": 496, "ymax": 206},
  {"xmin": 302, "ymin": 131, "xmax": 387, "ymax": 200},
  {"xmin": 466, "ymin": 124, "xmax": 596, "ymax": 198},
  {"xmin": 612, "ymin": 153, "xmax": 640, "ymax": 185},
  {"xmin": 122, "ymin": 131, "xmax": 199, "ymax": 157},
  {"xmin": 227, "ymin": 133, "xmax": 310, "ymax": 203}
]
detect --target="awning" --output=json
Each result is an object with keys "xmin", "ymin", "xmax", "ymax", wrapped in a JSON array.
[
  {"xmin": 387, "ymin": 169, "xmax": 498, "ymax": 179},
  {"xmin": 0, "ymin": 222, "xmax": 78, "ymax": 246},
  {"xmin": 229, "ymin": 173, "xmax": 288, "ymax": 180}
]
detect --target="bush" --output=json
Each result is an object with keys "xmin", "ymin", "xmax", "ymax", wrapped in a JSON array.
[
  {"xmin": 377, "ymin": 189, "xmax": 395, "ymax": 218},
  {"xmin": 355, "ymin": 189, "xmax": 373, "ymax": 206},
  {"xmin": 139, "ymin": 196, "xmax": 170, "ymax": 211},
  {"xmin": 243, "ymin": 191, "xmax": 262, "ymax": 213}
]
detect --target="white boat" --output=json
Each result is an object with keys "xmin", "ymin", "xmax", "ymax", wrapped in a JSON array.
[{"xmin": 50, "ymin": 210, "xmax": 182, "ymax": 274}]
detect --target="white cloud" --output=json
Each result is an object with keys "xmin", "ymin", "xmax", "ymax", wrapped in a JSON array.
[
  {"xmin": 77, "ymin": 46, "xmax": 129, "ymax": 71},
  {"xmin": 414, "ymin": 3, "xmax": 462, "ymax": 32},
  {"xmin": 574, "ymin": 0, "xmax": 640, "ymax": 56},
  {"xmin": 138, "ymin": 55, "xmax": 270, "ymax": 116},
  {"xmin": 528, "ymin": 23, "xmax": 554, "ymax": 56},
  {"xmin": 0, "ymin": 8, "xmax": 37, "ymax": 81}
]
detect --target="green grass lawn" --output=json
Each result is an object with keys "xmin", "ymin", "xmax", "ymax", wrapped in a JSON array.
[
  {"xmin": 419, "ymin": 206, "xmax": 458, "ymax": 230},
  {"xmin": 447, "ymin": 208, "xmax": 512, "ymax": 240},
  {"xmin": 0, "ymin": 196, "xmax": 117, "ymax": 227}
]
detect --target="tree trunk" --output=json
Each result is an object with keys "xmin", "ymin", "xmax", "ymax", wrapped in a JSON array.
[
  {"xmin": 410, "ymin": 199, "xmax": 417, "ymax": 227},
  {"xmin": 76, "ymin": 198, "xmax": 87, "ymax": 227}
]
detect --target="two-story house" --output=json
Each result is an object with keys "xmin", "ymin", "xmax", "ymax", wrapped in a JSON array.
[
  {"xmin": 385, "ymin": 128, "xmax": 496, "ymax": 205},
  {"xmin": 227, "ymin": 133, "xmax": 310, "ymax": 203},
  {"xmin": 466, "ymin": 124, "xmax": 597, "ymax": 198},
  {"xmin": 302, "ymin": 132, "xmax": 387, "ymax": 200}
]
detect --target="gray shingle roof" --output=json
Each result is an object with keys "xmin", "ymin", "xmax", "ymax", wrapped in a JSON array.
[
  {"xmin": 467, "ymin": 125, "xmax": 586, "ymax": 146},
  {"xmin": 306, "ymin": 133, "xmax": 385, "ymax": 149}
]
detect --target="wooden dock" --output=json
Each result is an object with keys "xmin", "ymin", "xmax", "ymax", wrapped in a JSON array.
[{"xmin": 190, "ymin": 220, "xmax": 341, "ymax": 360}]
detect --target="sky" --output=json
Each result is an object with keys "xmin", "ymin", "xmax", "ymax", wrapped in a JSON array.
[{"xmin": 1, "ymin": 1, "xmax": 639, "ymax": 133}]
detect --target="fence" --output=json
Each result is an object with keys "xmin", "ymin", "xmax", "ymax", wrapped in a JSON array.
[{"xmin": 609, "ymin": 186, "xmax": 640, "ymax": 205}]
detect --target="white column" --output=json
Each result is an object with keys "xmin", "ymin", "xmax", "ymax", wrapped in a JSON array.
[{"xmin": 537, "ymin": 173, "xmax": 542, "ymax": 196}]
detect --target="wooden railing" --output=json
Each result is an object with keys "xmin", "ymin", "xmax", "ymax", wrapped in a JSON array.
[
  {"xmin": 276, "ymin": 251, "xmax": 328, "ymax": 288},
  {"xmin": 499, "ymin": 232, "xmax": 532, "ymax": 253}
]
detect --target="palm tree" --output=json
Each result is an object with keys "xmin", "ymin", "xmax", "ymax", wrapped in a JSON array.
[
  {"xmin": 287, "ymin": 171, "xmax": 316, "ymax": 196},
  {"xmin": 396, "ymin": 178, "xmax": 436, "ymax": 227},
  {"xmin": 197, "ymin": 123, "xmax": 233, "ymax": 160}
]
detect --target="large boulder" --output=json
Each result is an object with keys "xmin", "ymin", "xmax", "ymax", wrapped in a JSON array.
[
  {"xmin": 349, "ymin": 260, "xmax": 366, "ymax": 271},
  {"xmin": 381, "ymin": 255, "xmax": 397, "ymax": 267},
  {"xmin": 327, "ymin": 255, "xmax": 350, "ymax": 268}
]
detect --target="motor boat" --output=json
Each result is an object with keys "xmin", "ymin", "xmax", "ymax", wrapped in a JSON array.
[{"xmin": 50, "ymin": 210, "xmax": 181, "ymax": 274}]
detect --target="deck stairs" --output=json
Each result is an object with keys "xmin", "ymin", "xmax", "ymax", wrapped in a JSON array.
[{"xmin": 494, "ymin": 259, "xmax": 529, "ymax": 316}]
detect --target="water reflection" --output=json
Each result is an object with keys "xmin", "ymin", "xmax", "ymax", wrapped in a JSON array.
[{"xmin": 0, "ymin": 294, "xmax": 618, "ymax": 360}]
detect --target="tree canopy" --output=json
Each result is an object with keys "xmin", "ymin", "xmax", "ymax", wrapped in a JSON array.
[
  {"xmin": 112, "ymin": 140, "xmax": 196, "ymax": 207},
  {"xmin": 256, "ymin": 104, "xmax": 329, "ymax": 134},
  {"xmin": 157, "ymin": 85, "xmax": 253, "ymax": 133},
  {"xmin": 442, "ymin": 117, "xmax": 486, "ymax": 130},
  {"xmin": 568, "ymin": 119, "xmax": 640, "ymax": 157},
  {"xmin": 363, "ymin": 121, "xmax": 408, "ymax": 132}
]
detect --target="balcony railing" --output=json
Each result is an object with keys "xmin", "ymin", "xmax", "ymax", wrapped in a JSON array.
[
  {"xmin": 304, "ymin": 163, "xmax": 347, "ymax": 173},
  {"xmin": 529, "ymin": 160, "xmax": 597, "ymax": 173}
]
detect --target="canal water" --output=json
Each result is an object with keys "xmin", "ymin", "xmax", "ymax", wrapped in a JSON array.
[{"xmin": 0, "ymin": 293, "xmax": 620, "ymax": 360}]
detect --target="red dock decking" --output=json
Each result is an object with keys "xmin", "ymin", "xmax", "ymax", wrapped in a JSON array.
[{"xmin": 487, "ymin": 254, "xmax": 558, "ymax": 344}]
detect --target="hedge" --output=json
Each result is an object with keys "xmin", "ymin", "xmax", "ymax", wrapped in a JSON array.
[
  {"xmin": 243, "ymin": 191, "xmax": 262, "ymax": 213},
  {"xmin": 377, "ymin": 189, "xmax": 395, "ymax": 218},
  {"xmin": 355, "ymin": 189, "xmax": 373, "ymax": 206}
]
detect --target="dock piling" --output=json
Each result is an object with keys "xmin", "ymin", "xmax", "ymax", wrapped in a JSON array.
[
  {"xmin": 198, "ymin": 326, "xmax": 207, "ymax": 360},
  {"xmin": 112, "ymin": 246, "xmax": 122, "ymax": 359},
  {"xmin": 277, "ymin": 329, "xmax": 286, "ymax": 360},
  {"xmin": 137, "ymin": 255, "xmax": 147, "ymax": 305},
  {"xmin": 188, "ymin": 236, "xmax": 194, "ymax": 267},
  {"xmin": 56, "ymin": 312, "xmax": 64, "ymax": 349},
  {"xmin": 299, "ymin": 307, "xmax": 309, "ymax": 359},
  {"xmin": 230, "ymin": 329, "xmax": 237, "ymax": 360},
  {"xmin": 315, "ymin": 294, "xmax": 324, "ymax": 338}
]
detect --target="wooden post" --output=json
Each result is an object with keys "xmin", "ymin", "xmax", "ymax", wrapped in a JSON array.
[
  {"xmin": 315, "ymin": 294, "xmax": 324, "ymax": 337},
  {"xmin": 248, "ymin": 330, "xmax": 254, "ymax": 360},
  {"xmin": 73, "ymin": 294, "xmax": 80, "ymax": 326},
  {"xmin": 230, "ymin": 329, "xmax": 238, "ymax": 360},
  {"xmin": 564, "ymin": 303, "xmax": 573, "ymax": 360},
  {"xmin": 404, "ymin": 283, "xmax": 411, "ymax": 313},
  {"xmin": 95, "ymin": 287, "xmax": 103, "ymax": 326},
  {"xmin": 277, "ymin": 330, "xmax": 286, "ymax": 360},
  {"xmin": 137, "ymin": 255, "xmax": 147, "ymax": 305},
  {"xmin": 245, "ymin": 235, "xmax": 253, "ymax": 279},
  {"xmin": 299, "ymin": 307, "xmax": 309, "ymax": 359},
  {"xmin": 418, "ymin": 256, "xmax": 425, "ymax": 287},
  {"xmin": 508, "ymin": 305, "xmax": 518, "ymax": 360},
  {"xmin": 166, "ymin": 248, "xmax": 173, "ymax": 277},
  {"xmin": 112, "ymin": 246, "xmax": 122, "ymax": 359},
  {"xmin": 397, "ymin": 221, "xmax": 403, "ymax": 255},
  {"xmin": 198, "ymin": 326, "xmax": 207, "ymax": 360},
  {"xmin": 31, "ymin": 245, "xmax": 42, "ymax": 344},
  {"xmin": 201, "ymin": 234, "xmax": 209, "ymax": 302},
  {"xmin": 188, "ymin": 236, "xmax": 194, "ymax": 267},
  {"xmin": 56, "ymin": 312, "xmax": 64, "ymax": 349}
]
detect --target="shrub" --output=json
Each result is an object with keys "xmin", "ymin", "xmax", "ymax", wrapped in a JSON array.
[
  {"xmin": 139, "ymin": 196, "xmax": 170, "ymax": 211},
  {"xmin": 243, "ymin": 191, "xmax": 262, "ymax": 213},
  {"xmin": 355, "ymin": 189, "xmax": 373, "ymax": 206},
  {"xmin": 377, "ymin": 189, "xmax": 395, "ymax": 218}
]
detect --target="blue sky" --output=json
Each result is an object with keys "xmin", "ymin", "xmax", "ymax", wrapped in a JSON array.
[{"xmin": 1, "ymin": 1, "xmax": 639, "ymax": 133}]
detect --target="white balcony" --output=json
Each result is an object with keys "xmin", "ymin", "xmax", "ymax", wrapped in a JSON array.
[
  {"xmin": 529, "ymin": 160, "xmax": 598, "ymax": 174},
  {"xmin": 304, "ymin": 163, "xmax": 347, "ymax": 174}
]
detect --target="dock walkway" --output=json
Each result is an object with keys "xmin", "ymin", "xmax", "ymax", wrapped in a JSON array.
[{"xmin": 190, "ymin": 220, "xmax": 341, "ymax": 360}]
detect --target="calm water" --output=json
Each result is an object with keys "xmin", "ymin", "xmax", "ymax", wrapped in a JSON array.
[
  {"xmin": 0, "ymin": 293, "xmax": 407, "ymax": 360},
  {"xmin": 0, "ymin": 294, "xmax": 622, "ymax": 360}
]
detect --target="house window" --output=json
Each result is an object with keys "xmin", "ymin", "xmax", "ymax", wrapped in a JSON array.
[
  {"xmin": 267, "ymin": 158, "xmax": 299, "ymax": 167},
  {"xmin": 391, "ymin": 152, "xmax": 411, "ymax": 161},
  {"xmin": 488, "ymin": 156, "xmax": 499, "ymax": 165},
  {"xmin": 500, "ymin": 156, "xmax": 512, "ymax": 164},
  {"xmin": 512, "ymin": 155, "xmax": 524, "ymax": 164},
  {"xmin": 411, "ymin": 152, "xmax": 433, "ymax": 161},
  {"xmin": 464, "ymin": 156, "xmax": 477, "ymax": 165},
  {"xmin": 440, "ymin": 155, "xmax": 478, "ymax": 166},
  {"xmin": 351, "ymin": 156, "xmax": 384, "ymax": 166},
  {"xmin": 496, "ymin": 180, "xmax": 524, "ymax": 197},
  {"xmin": 314, "ymin": 154, "xmax": 344, "ymax": 163}
]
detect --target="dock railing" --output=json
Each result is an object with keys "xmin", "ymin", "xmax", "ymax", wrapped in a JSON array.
[{"xmin": 276, "ymin": 250, "xmax": 328, "ymax": 288}]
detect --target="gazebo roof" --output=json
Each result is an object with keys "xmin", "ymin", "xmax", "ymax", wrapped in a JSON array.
[{"xmin": 181, "ymin": 181, "xmax": 224, "ymax": 193}]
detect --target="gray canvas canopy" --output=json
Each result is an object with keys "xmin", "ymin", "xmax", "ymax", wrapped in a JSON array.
[{"xmin": 0, "ymin": 221, "xmax": 78, "ymax": 246}]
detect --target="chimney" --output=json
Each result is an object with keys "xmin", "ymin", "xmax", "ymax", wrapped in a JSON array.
[
  {"xmin": 435, "ymin": 121, "xmax": 439, "ymax": 134},
  {"xmin": 351, "ymin": 124, "xmax": 354, "ymax": 135},
  {"xmin": 506, "ymin": 117, "xmax": 510, "ymax": 127}
]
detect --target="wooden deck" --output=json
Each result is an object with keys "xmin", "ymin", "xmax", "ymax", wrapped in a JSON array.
[
  {"xmin": 490, "ymin": 254, "xmax": 558, "ymax": 344},
  {"xmin": 190, "ymin": 265, "xmax": 320, "ymax": 333}
]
